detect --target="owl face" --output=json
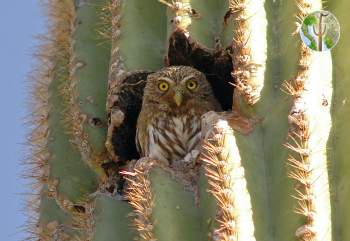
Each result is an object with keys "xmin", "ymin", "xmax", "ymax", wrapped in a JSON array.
[{"xmin": 143, "ymin": 66, "xmax": 215, "ymax": 112}]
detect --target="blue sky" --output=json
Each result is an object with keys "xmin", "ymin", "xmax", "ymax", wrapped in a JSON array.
[{"xmin": 0, "ymin": 1, "xmax": 44, "ymax": 240}]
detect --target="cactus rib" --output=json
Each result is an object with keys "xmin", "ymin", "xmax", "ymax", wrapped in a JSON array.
[
  {"xmin": 201, "ymin": 111, "xmax": 256, "ymax": 241},
  {"xmin": 124, "ymin": 160, "xmax": 156, "ymax": 241}
]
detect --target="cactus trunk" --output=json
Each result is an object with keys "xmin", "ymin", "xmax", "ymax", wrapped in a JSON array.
[{"xmin": 26, "ymin": 0, "xmax": 348, "ymax": 241}]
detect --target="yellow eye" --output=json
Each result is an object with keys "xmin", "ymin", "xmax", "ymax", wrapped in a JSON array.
[
  {"xmin": 158, "ymin": 81, "xmax": 169, "ymax": 91},
  {"xmin": 186, "ymin": 80, "xmax": 198, "ymax": 90}
]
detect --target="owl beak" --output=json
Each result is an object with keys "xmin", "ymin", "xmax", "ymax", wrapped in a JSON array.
[{"xmin": 174, "ymin": 91, "xmax": 183, "ymax": 107}]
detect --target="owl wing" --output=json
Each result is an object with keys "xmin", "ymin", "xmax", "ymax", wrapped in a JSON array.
[{"xmin": 135, "ymin": 121, "xmax": 149, "ymax": 158}]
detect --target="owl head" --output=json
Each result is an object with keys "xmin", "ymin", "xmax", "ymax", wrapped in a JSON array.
[{"xmin": 142, "ymin": 66, "xmax": 218, "ymax": 113}]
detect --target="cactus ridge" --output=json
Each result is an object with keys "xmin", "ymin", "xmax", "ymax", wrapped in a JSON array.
[
  {"xmin": 201, "ymin": 111, "xmax": 257, "ymax": 241},
  {"xmin": 228, "ymin": 0, "xmax": 267, "ymax": 105}
]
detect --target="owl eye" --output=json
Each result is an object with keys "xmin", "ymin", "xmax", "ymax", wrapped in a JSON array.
[
  {"xmin": 158, "ymin": 81, "xmax": 169, "ymax": 91},
  {"xmin": 186, "ymin": 80, "xmax": 198, "ymax": 90}
]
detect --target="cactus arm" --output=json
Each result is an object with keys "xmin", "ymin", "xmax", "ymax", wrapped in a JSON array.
[
  {"xmin": 27, "ymin": 1, "xmax": 101, "ymax": 239},
  {"xmin": 285, "ymin": 48, "xmax": 333, "ymax": 241},
  {"xmin": 312, "ymin": 24, "xmax": 317, "ymax": 35},
  {"xmin": 234, "ymin": 130, "xmax": 274, "ymax": 241},
  {"xmin": 312, "ymin": 12, "xmax": 329, "ymax": 51},
  {"xmin": 124, "ymin": 160, "xmax": 156, "ymax": 241}
]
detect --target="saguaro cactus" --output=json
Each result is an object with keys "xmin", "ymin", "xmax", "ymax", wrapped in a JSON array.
[
  {"xmin": 312, "ymin": 11, "xmax": 329, "ymax": 51},
  {"xmin": 26, "ymin": 0, "xmax": 349, "ymax": 241}
]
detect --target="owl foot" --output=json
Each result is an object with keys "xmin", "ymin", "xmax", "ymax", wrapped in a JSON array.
[{"xmin": 171, "ymin": 149, "xmax": 200, "ymax": 170}]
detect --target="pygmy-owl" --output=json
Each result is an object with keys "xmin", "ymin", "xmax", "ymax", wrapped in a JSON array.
[{"xmin": 136, "ymin": 66, "xmax": 221, "ymax": 165}]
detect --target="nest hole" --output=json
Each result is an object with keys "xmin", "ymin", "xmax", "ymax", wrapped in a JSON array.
[{"xmin": 106, "ymin": 30, "xmax": 235, "ymax": 180}]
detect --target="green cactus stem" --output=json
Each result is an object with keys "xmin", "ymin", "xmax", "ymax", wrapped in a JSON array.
[
  {"xmin": 37, "ymin": 192, "xmax": 82, "ymax": 241},
  {"xmin": 150, "ymin": 167, "xmax": 201, "ymax": 241},
  {"xmin": 117, "ymin": 0, "xmax": 167, "ymax": 71},
  {"xmin": 91, "ymin": 194, "xmax": 136, "ymax": 241},
  {"xmin": 45, "ymin": 3, "xmax": 99, "ymax": 206}
]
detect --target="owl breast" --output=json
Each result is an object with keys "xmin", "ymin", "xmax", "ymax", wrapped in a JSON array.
[{"xmin": 147, "ymin": 113, "xmax": 201, "ymax": 164}]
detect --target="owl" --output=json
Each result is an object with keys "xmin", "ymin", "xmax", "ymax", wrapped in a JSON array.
[{"xmin": 136, "ymin": 66, "xmax": 221, "ymax": 165}]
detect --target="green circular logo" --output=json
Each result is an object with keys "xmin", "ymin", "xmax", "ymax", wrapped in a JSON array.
[{"xmin": 300, "ymin": 10, "xmax": 340, "ymax": 51}]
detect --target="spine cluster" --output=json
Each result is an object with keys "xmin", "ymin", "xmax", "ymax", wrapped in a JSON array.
[
  {"xmin": 284, "ymin": 43, "xmax": 316, "ymax": 241},
  {"xmin": 284, "ymin": 0, "xmax": 314, "ymax": 239},
  {"xmin": 159, "ymin": 0, "xmax": 196, "ymax": 31},
  {"xmin": 124, "ymin": 160, "xmax": 157, "ymax": 241},
  {"xmin": 107, "ymin": 0, "xmax": 126, "ymax": 86}
]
